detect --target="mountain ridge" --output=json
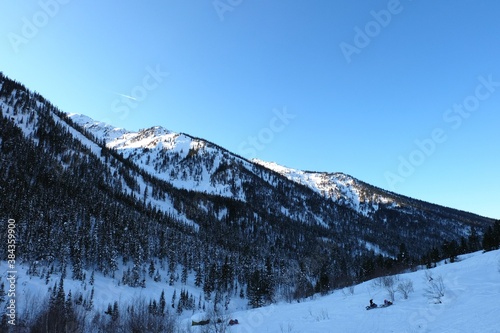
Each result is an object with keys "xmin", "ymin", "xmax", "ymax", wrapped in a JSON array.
[
  {"xmin": 68, "ymin": 111, "xmax": 494, "ymax": 224},
  {"xmin": 0, "ymin": 71, "xmax": 495, "ymax": 314}
]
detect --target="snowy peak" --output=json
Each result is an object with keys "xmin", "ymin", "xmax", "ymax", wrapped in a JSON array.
[
  {"xmin": 67, "ymin": 113, "xmax": 251, "ymax": 198},
  {"xmin": 68, "ymin": 113, "xmax": 130, "ymax": 142},
  {"xmin": 2, "ymin": 72, "xmax": 498, "ymax": 333},
  {"xmin": 253, "ymin": 159, "xmax": 395, "ymax": 215}
]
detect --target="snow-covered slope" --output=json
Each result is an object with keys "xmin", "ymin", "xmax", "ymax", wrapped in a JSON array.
[
  {"xmin": 69, "ymin": 113, "xmax": 254, "ymax": 200},
  {"xmin": 253, "ymin": 159, "xmax": 396, "ymax": 216},
  {"xmin": 3, "ymin": 248, "xmax": 499, "ymax": 332},
  {"xmin": 68, "ymin": 113, "xmax": 130, "ymax": 142},
  {"xmin": 69, "ymin": 113, "xmax": 396, "ymax": 216},
  {"xmin": 2, "ymin": 71, "xmax": 499, "ymax": 333},
  {"xmin": 197, "ymin": 249, "xmax": 500, "ymax": 333},
  {"xmin": 67, "ymin": 113, "xmax": 494, "ymax": 248}
]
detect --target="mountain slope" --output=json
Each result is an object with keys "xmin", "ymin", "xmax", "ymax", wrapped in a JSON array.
[
  {"xmin": 253, "ymin": 159, "xmax": 494, "ymax": 226},
  {"xmin": 0, "ymin": 71, "xmax": 496, "ymax": 315},
  {"xmin": 253, "ymin": 159, "xmax": 396, "ymax": 215},
  {"xmin": 68, "ymin": 109, "xmax": 493, "ymax": 257},
  {"xmin": 214, "ymin": 249, "xmax": 500, "ymax": 333}
]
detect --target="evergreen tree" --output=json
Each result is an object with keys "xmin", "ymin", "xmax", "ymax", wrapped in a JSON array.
[
  {"xmin": 56, "ymin": 277, "xmax": 66, "ymax": 313},
  {"xmin": 442, "ymin": 240, "xmax": 459, "ymax": 263},
  {"xmin": 483, "ymin": 221, "xmax": 500, "ymax": 251},
  {"xmin": 65, "ymin": 290, "xmax": 75, "ymax": 322},
  {"xmin": 149, "ymin": 260, "xmax": 155, "ymax": 279},
  {"xmin": 0, "ymin": 281, "xmax": 5, "ymax": 305},
  {"xmin": 195, "ymin": 264, "xmax": 203, "ymax": 287},
  {"xmin": 105, "ymin": 303, "xmax": 113, "ymax": 315},
  {"xmin": 85, "ymin": 287, "xmax": 94, "ymax": 311},
  {"xmin": 154, "ymin": 269, "xmax": 162, "ymax": 282},
  {"xmin": 316, "ymin": 264, "xmax": 330, "ymax": 295},
  {"xmin": 468, "ymin": 227, "xmax": 481, "ymax": 252},
  {"xmin": 181, "ymin": 264, "xmax": 188, "ymax": 284},
  {"xmin": 397, "ymin": 242, "xmax": 409, "ymax": 266},
  {"xmin": 171, "ymin": 289, "xmax": 176, "ymax": 309},
  {"xmin": 159, "ymin": 290, "xmax": 166, "ymax": 314},
  {"xmin": 247, "ymin": 269, "xmax": 265, "ymax": 308},
  {"xmin": 112, "ymin": 301, "xmax": 119, "ymax": 322}
]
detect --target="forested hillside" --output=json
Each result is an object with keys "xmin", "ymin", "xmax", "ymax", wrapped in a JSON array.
[{"xmin": 0, "ymin": 72, "xmax": 496, "ymax": 330}]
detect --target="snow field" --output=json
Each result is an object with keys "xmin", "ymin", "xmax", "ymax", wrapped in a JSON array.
[
  {"xmin": 206, "ymin": 250, "xmax": 500, "ymax": 333},
  {"xmin": 1, "ymin": 251, "xmax": 499, "ymax": 332}
]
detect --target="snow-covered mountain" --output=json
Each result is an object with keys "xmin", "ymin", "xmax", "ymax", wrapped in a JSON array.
[
  {"xmin": 70, "ymin": 112, "xmax": 488, "ymax": 225},
  {"xmin": 69, "ymin": 113, "xmax": 254, "ymax": 200},
  {"xmin": 1, "ymin": 72, "xmax": 498, "ymax": 331},
  {"xmin": 71, "ymin": 111, "xmax": 486, "ymax": 227},
  {"xmin": 253, "ymin": 159, "xmax": 396, "ymax": 216}
]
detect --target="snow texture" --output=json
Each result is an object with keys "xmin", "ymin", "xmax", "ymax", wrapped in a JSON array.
[{"xmin": 2, "ymin": 250, "xmax": 499, "ymax": 332}]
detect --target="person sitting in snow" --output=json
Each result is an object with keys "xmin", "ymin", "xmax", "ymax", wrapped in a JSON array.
[
  {"xmin": 384, "ymin": 299, "xmax": 393, "ymax": 306},
  {"xmin": 369, "ymin": 299, "xmax": 377, "ymax": 308}
]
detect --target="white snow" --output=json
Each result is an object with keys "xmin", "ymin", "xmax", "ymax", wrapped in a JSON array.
[
  {"xmin": 2, "ymin": 250, "xmax": 499, "ymax": 332},
  {"xmin": 253, "ymin": 159, "xmax": 395, "ymax": 216},
  {"xmin": 216, "ymin": 249, "xmax": 500, "ymax": 333}
]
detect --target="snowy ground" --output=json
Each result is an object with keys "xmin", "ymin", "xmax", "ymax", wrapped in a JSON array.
[
  {"xmin": 2, "ymin": 249, "xmax": 500, "ymax": 332},
  {"xmin": 187, "ymin": 249, "xmax": 500, "ymax": 333}
]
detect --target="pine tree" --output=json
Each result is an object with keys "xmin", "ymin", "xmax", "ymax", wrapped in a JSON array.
[
  {"xmin": 264, "ymin": 257, "xmax": 275, "ymax": 302},
  {"xmin": 317, "ymin": 264, "xmax": 330, "ymax": 295},
  {"xmin": 150, "ymin": 299, "xmax": 158, "ymax": 315},
  {"xmin": 149, "ymin": 260, "xmax": 155, "ymax": 279},
  {"xmin": 247, "ymin": 269, "xmax": 265, "ymax": 308},
  {"xmin": 468, "ymin": 227, "xmax": 481, "ymax": 251},
  {"xmin": 159, "ymin": 290, "xmax": 166, "ymax": 314},
  {"xmin": 171, "ymin": 289, "xmax": 176, "ymax": 309},
  {"xmin": 195, "ymin": 264, "xmax": 203, "ymax": 287},
  {"xmin": 483, "ymin": 221, "xmax": 500, "ymax": 251},
  {"xmin": 112, "ymin": 301, "xmax": 119, "ymax": 321},
  {"xmin": 131, "ymin": 264, "xmax": 141, "ymax": 287},
  {"xmin": 72, "ymin": 247, "xmax": 84, "ymax": 281},
  {"xmin": 154, "ymin": 269, "xmax": 162, "ymax": 282},
  {"xmin": 56, "ymin": 277, "xmax": 66, "ymax": 313},
  {"xmin": 65, "ymin": 290, "xmax": 75, "ymax": 321},
  {"xmin": 176, "ymin": 296, "xmax": 183, "ymax": 314},
  {"xmin": 105, "ymin": 303, "xmax": 113, "ymax": 315},
  {"xmin": 86, "ymin": 287, "xmax": 94, "ymax": 311},
  {"xmin": 0, "ymin": 281, "xmax": 5, "ymax": 305},
  {"xmin": 181, "ymin": 264, "xmax": 188, "ymax": 284}
]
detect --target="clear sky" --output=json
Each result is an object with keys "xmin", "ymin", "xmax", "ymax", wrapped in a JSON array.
[{"xmin": 1, "ymin": 0, "xmax": 499, "ymax": 219}]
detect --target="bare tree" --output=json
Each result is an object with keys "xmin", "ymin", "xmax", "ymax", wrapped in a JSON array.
[
  {"xmin": 396, "ymin": 279, "xmax": 414, "ymax": 299},
  {"xmin": 423, "ymin": 271, "xmax": 445, "ymax": 304},
  {"xmin": 205, "ymin": 305, "xmax": 230, "ymax": 333},
  {"xmin": 374, "ymin": 275, "xmax": 397, "ymax": 302}
]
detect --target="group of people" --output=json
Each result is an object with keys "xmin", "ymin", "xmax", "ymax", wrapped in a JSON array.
[{"xmin": 368, "ymin": 299, "xmax": 393, "ymax": 309}]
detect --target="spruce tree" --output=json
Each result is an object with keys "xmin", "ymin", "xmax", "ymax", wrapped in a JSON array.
[
  {"xmin": 159, "ymin": 290, "xmax": 166, "ymax": 314},
  {"xmin": 171, "ymin": 289, "xmax": 176, "ymax": 309},
  {"xmin": 112, "ymin": 301, "xmax": 119, "ymax": 322},
  {"xmin": 0, "ymin": 281, "xmax": 5, "ymax": 305}
]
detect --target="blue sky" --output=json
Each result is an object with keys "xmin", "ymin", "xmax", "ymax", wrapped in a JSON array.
[{"xmin": 1, "ymin": 0, "xmax": 499, "ymax": 219}]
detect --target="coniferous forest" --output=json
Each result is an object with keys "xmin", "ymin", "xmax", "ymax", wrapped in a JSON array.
[{"xmin": 0, "ymin": 72, "xmax": 498, "ymax": 331}]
